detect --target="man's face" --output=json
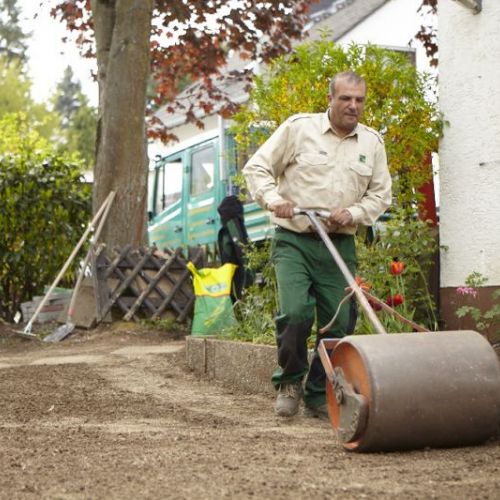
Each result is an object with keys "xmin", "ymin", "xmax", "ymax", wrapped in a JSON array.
[{"xmin": 328, "ymin": 77, "xmax": 366, "ymax": 136}]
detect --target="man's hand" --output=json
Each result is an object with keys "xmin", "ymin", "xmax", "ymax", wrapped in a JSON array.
[
  {"xmin": 268, "ymin": 200, "xmax": 295, "ymax": 219},
  {"xmin": 329, "ymin": 208, "xmax": 353, "ymax": 227}
]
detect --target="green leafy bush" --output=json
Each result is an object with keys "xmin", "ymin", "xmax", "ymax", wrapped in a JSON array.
[
  {"xmin": 455, "ymin": 273, "xmax": 500, "ymax": 344},
  {"xmin": 219, "ymin": 240, "xmax": 277, "ymax": 344},
  {"xmin": 0, "ymin": 113, "xmax": 91, "ymax": 322},
  {"xmin": 355, "ymin": 207, "xmax": 439, "ymax": 332}
]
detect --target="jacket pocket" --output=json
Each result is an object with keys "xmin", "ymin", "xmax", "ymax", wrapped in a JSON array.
[
  {"xmin": 297, "ymin": 153, "xmax": 328, "ymax": 165},
  {"xmin": 347, "ymin": 161, "xmax": 372, "ymax": 198},
  {"xmin": 348, "ymin": 161, "xmax": 372, "ymax": 177}
]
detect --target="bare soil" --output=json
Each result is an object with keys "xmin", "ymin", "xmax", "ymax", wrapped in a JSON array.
[{"xmin": 0, "ymin": 321, "xmax": 499, "ymax": 500}]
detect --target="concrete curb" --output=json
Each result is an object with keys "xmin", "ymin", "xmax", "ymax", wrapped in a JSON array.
[{"xmin": 186, "ymin": 336, "xmax": 277, "ymax": 396}]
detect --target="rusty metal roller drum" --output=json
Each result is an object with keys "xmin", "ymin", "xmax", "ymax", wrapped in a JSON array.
[{"xmin": 325, "ymin": 331, "xmax": 500, "ymax": 452}]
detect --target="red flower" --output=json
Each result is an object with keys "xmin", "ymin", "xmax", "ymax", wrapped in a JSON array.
[
  {"xmin": 390, "ymin": 260, "xmax": 405, "ymax": 275},
  {"xmin": 355, "ymin": 275, "xmax": 371, "ymax": 291},
  {"xmin": 386, "ymin": 294, "xmax": 404, "ymax": 307}
]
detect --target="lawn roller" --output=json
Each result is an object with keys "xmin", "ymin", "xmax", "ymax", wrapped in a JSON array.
[{"xmin": 295, "ymin": 209, "xmax": 500, "ymax": 452}]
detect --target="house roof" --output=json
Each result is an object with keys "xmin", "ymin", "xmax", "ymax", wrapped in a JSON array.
[
  {"xmin": 155, "ymin": 0, "xmax": 389, "ymax": 129},
  {"xmin": 307, "ymin": 0, "xmax": 388, "ymax": 41},
  {"xmin": 310, "ymin": 0, "xmax": 340, "ymax": 16}
]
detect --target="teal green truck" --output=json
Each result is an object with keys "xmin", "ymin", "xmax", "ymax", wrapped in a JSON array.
[{"xmin": 147, "ymin": 129, "xmax": 272, "ymax": 258}]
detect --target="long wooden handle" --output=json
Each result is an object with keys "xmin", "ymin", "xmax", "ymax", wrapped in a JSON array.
[
  {"xmin": 23, "ymin": 192, "xmax": 115, "ymax": 334},
  {"xmin": 66, "ymin": 192, "xmax": 116, "ymax": 322}
]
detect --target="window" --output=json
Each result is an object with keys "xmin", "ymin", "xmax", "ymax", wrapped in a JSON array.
[
  {"xmin": 156, "ymin": 160, "xmax": 182, "ymax": 214},
  {"xmin": 191, "ymin": 146, "xmax": 214, "ymax": 196}
]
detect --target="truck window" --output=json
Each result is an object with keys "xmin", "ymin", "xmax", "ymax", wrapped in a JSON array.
[
  {"xmin": 191, "ymin": 146, "xmax": 214, "ymax": 196},
  {"xmin": 157, "ymin": 160, "xmax": 183, "ymax": 213}
]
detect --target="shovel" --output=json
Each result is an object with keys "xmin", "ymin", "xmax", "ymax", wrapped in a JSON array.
[{"xmin": 44, "ymin": 192, "xmax": 115, "ymax": 342}]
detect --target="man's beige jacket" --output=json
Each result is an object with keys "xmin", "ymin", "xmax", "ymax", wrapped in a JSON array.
[{"xmin": 243, "ymin": 111, "xmax": 392, "ymax": 234}]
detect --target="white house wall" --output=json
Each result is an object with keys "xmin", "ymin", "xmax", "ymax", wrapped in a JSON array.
[
  {"xmin": 439, "ymin": 0, "xmax": 500, "ymax": 287},
  {"xmin": 336, "ymin": 0, "xmax": 433, "ymax": 73}
]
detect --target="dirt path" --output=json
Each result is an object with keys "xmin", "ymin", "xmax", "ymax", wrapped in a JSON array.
[{"xmin": 0, "ymin": 324, "xmax": 499, "ymax": 499}]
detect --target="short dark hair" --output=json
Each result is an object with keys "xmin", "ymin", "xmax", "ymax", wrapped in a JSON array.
[{"xmin": 329, "ymin": 71, "xmax": 366, "ymax": 96}]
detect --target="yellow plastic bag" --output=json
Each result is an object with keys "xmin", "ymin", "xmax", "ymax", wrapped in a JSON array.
[{"xmin": 187, "ymin": 262, "xmax": 237, "ymax": 335}]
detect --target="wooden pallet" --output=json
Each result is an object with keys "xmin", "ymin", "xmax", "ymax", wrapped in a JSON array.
[{"xmin": 93, "ymin": 245, "xmax": 203, "ymax": 323}]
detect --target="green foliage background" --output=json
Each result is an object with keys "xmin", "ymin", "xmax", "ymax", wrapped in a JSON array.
[
  {"xmin": 0, "ymin": 56, "xmax": 97, "ymax": 171},
  {"xmin": 355, "ymin": 207, "xmax": 439, "ymax": 331},
  {"xmin": 0, "ymin": 10, "xmax": 97, "ymax": 322},
  {"xmin": 221, "ymin": 240, "xmax": 277, "ymax": 345},
  {"xmin": 0, "ymin": 57, "xmax": 61, "ymax": 140},
  {"xmin": 0, "ymin": 0, "xmax": 30, "ymax": 62},
  {"xmin": 52, "ymin": 66, "xmax": 97, "ymax": 168},
  {"xmin": 0, "ymin": 113, "xmax": 91, "ymax": 321}
]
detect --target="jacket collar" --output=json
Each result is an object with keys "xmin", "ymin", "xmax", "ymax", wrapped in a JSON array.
[{"xmin": 322, "ymin": 109, "xmax": 359, "ymax": 139}]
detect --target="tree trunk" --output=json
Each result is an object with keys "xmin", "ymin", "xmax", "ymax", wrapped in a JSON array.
[{"xmin": 92, "ymin": 0, "xmax": 153, "ymax": 248}]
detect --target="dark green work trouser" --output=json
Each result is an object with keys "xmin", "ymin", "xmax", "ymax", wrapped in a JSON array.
[{"xmin": 270, "ymin": 226, "xmax": 357, "ymax": 409}]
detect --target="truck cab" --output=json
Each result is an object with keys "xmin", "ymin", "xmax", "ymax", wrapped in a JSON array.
[{"xmin": 147, "ymin": 129, "xmax": 272, "ymax": 258}]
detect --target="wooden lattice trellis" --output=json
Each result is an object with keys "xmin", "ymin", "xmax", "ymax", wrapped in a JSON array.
[{"xmin": 93, "ymin": 245, "xmax": 204, "ymax": 323}]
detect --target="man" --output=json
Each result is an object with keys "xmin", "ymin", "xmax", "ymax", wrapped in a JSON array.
[{"xmin": 243, "ymin": 71, "xmax": 392, "ymax": 418}]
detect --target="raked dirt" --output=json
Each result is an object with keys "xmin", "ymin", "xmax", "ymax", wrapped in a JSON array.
[{"xmin": 0, "ymin": 323, "xmax": 499, "ymax": 500}]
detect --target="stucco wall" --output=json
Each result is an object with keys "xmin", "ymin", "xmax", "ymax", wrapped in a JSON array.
[
  {"xmin": 439, "ymin": 1, "xmax": 500, "ymax": 287},
  {"xmin": 337, "ymin": 0, "xmax": 433, "ymax": 73}
]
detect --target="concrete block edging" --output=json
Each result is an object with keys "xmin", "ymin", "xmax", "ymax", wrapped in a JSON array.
[{"xmin": 185, "ymin": 336, "xmax": 277, "ymax": 396}]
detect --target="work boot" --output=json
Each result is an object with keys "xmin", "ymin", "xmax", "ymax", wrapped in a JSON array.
[
  {"xmin": 275, "ymin": 381, "xmax": 303, "ymax": 417},
  {"xmin": 304, "ymin": 404, "xmax": 329, "ymax": 421}
]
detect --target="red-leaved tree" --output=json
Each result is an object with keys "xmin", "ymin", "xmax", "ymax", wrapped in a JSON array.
[
  {"xmin": 416, "ymin": 0, "xmax": 438, "ymax": 68},
  {"xmin": 51, "ymin": 0, "xmax": 316, "ymax": 248}
]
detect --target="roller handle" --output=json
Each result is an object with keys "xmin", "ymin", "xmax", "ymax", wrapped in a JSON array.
[{"xmin": 293, "ymin": 208, "xmax": 387, "ymax": 335}]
